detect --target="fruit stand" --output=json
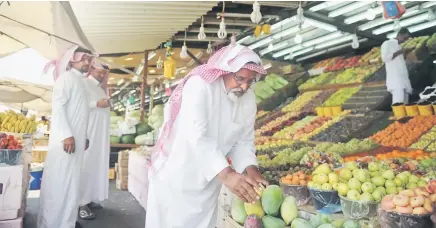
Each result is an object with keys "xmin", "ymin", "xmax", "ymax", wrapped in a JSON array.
[{"xmin": 223, "ymin": 33, "xmax": 436, "ymax": 228}]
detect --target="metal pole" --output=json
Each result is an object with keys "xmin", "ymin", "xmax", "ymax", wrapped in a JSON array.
[{"xmin": 140, "ymin": 50, "xmax": 149, "ymax": 122}]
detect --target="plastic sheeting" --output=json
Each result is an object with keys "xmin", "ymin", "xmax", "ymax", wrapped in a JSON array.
[
  {"xmin": 0, "ymin": 1, "xmax": 93, "ymax": 59},
  {"xmin": 0, "ymin": 78, "xmax": 51, "ymax": 114}
]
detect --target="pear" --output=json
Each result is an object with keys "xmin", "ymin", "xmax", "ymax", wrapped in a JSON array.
[{"xmin": 313, "ymin": 163, "xmax": 332, "ymax": 175}]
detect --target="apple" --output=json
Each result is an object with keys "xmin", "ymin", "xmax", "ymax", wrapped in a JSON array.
[
  {"xmin": 360, "ymin": 192, "xmax": 374, "ymax": 202},
  {"xmin": 312, "ymin": 183, "xmax": 322, "ymax": 190},
  {"xmin": 382, "ymin": 170, "xmax": 395, "ymax": 180},
  {"xmin": 348, "ymin": 178, "xmax": 362, "ymax": 192},
  {"xmin": 399, "ymin": 189, "xmax": 416, "ymax": 197},
  {"xmin": 368, "ymin": 162, "xmax": 379, "ymax": 172},
  {"xmin": 347, "ymin": 189, "xmax": 361, "ymax": 201},
  {"xmin": 362, "ymin": 182, "xmax": 375, "ymax": 193},
  {"xmin": 386, "ymin": 186, "xmax": 398, "ymax": 195},
  {"xmin": 328, "ymin": 173, "xmax": 339, "ymax": 184},
  {"xmin": 394, "ymin": 177, "xmax": 403, "ymax": 187},
  {"xmin": 332, "ymin": 183, "xmax": 339, "ymax": 191},
  {"xmin": 372, "ymin": 189, "xmax": 385, "ymax": 202},
  {"xmin": 345, "ymin": 161, "xmax": 358, "ymax": 170},
  {"xmin": 409, "ymin": 175, "xmax": 419, "ymax": 183},
  {"xmin": 337, "ymin": 183, "xmax": 349, "ymax": 196},
  {"xmin": 417, "ymin": 180, "xmax": 427, "ymax": 187},
  {"xmin": 407, "ymin": 182, "xmax": 418, "ymax": 190},
  {"xmin": 396, "ymin": 173, "xmax": 409, "ymax": 184},
  {"xmin": 352, "ymin": 169, "xmax": 360, "ymax": 178},
  {"xmin": 371, "ymin": 176, "xmax": 386, "ymax": 187},
  {"xmin": 322, "ymin": 183, "xmax": 333, "ymax": 191},
  {"xmin": 375, "ymin": 186, "xmax": 386, "ymax": 195},
  {"xmin": 369, "ymin": 171, "xmax": 380, "ymax": 178},
  {"xmin": 385, "ymin": 180, "xmax": 396, "ymax": 189},
  {"xmin": 355, "ymin": 169, "xmax": 371, "ymax": 183},
  {"xmin": 339, "ymin": 168, "xmax": 353, "ymax": 181},
  {"xmin": 316, "ymin": 174, "xmax": 329, "ymax": 185}
]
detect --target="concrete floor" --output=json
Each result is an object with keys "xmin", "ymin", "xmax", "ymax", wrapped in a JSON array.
[{"xmin": 24, "ymin": 181, "xmax": 146, "ymax": 228}]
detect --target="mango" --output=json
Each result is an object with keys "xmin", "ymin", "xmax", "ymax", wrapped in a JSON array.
[
  {"xmin": 261, "ymin": 185, "xmax": 284, "ymax": 216},
  {"xmin": 244, "ymin": 214, "xmax": 264, "ymax": 228},
  {"xmin": 231, "ymin": 197, "xmax": 247, "ymax": 225},
  {"xmin": 291, "ymin": 218, "xmax": 312, "ymax": 228},
  {"xmin": 262, "ymin": 215, "xmax": 286, "ymax": 228},
  {"xmin": 280, "ymin": 196, "xmax": 298, "ymax": 225},
  {"xmin": 244, "ymin": 200, "xmax": 265, "ymax": 218}
]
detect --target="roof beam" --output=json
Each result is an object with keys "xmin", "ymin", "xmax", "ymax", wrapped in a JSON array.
[
  {"xmin": 303, "ymin": 10, "xmax": 386, "ymax": 42},
  {"xmin": 187, "ymin": 28, "xmax": 241, "ymax": 34}
]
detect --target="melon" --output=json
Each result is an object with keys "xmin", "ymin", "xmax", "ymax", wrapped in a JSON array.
[
  {"xmin": 134, "ymin": 134, "xmax": 147, "ymax": 145},
  {"xmin": 262, "ymin": 215, "xmax": 286, "ymax": 228},
  {"xmin": 290, "ymin": 218, "xmax": 312, "ymax": 228},
  {"xmin": 136, "ymin": 123, "xmax": 151, "ymax": 135},
  {"xmin": 244, "ymin": 215, "xmax": 263, "ymax": 228},
  {"xmin": 244, "ymin": 200, "xmax": 264, "ymax": 218},
  {"xmin": 110, "ymin": 136, "xmax": 120, "ymax": 144},
  {"xmin": 343, "ymin": 220, "xmax": 360, "ymax": 228},
  {"xmin": 120, "ymin": 134, "xmax": 135, "ymax": 144},
  {"xmin": 280, "ymin": 196, "xmax": 298, "ymax": 225},
  {"xmin": 231, "ymin": 197, "xmax": 247, "ymax": 225},
  {"xmin": 261, "ymin": 185, "xmax": 284, "ymax": 216}
]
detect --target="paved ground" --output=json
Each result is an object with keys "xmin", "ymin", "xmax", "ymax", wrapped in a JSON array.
[{"xmin": 24, "ymin": 181, "xmax": 146, "ymax": 228}]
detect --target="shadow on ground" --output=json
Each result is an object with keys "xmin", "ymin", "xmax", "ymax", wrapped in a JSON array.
[{"xmin": 24, "ymin": 181, "xmax": 146, "ymax": 228}]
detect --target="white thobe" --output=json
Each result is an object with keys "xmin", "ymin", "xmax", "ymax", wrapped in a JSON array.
[
  {"xmin": 38, "ymin": 69, "xmax": 89, "ymax": 228},
  {"xmin": 381, "ymin": 39, "xmax": 412, "ymax": 104},
  {"xmin": 145, "ymin": 76, "xmax": 258, "ymax": 228},
  {"xmin": 79, "ymin": 77, "xmax": 110, "ymax": 205}
]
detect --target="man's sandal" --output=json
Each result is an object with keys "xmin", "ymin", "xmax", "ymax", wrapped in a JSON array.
[
  {"xmin": 88, "ymin": 202, "xmax": 103, "ymax": 209},
  {"xmin": 79, "ymin": 205, "xmax": 96, "ymax": 220}
]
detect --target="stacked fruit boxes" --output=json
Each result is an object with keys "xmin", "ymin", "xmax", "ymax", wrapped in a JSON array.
[{"xmin": 115, "ymin": 150, "xmax": 129, "ymax": 190}]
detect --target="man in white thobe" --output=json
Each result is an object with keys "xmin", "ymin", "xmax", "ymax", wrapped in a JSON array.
[
  {"xmin": 38, "ymin": 46, "xmax": 92, "ymax": 228},
  {"xmin": 381, "ymin": 28, "xmax": 414, "ymax": 105},
  {"xmin": 145, "ymin": 44, "xmax": 268, "ymax": 228},
  {"xmin": 78, "ymin": 61, "xmax": 111, "ymax": 220}
]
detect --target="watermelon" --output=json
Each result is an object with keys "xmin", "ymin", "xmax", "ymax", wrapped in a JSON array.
[
  {"xmin": 136, "ymin": 123, "xmax": 151, "ymax": 135},
  {"xmin": 120, "ymin": 134, "xmax": 135, "ymax": 144},
  {"xmin": 261, "ymin": 185, "xmax": 284, "ymax": 216},
  {"xmin": 110, "ymin": 136, "xmax": 120, "ymax": 144}
]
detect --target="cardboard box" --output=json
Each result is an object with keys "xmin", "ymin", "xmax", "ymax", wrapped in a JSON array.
[
  {"xmin": 108, "ymin": 168, "xmax": 116, "ymax": 180},
  {"xmin": 0, "ymin": 165, "xmax": 23, "ymax": 220},
  {"xmin": 0, "ymin": 216, "xmax": 23, "ymax": 228},
  {"xmin": 118, "ymin": 151, "xmax": 129, "ymax": 162},
  {"xmin": 33, "ymin": 138, "xmax": 49, "ymax": 147},
  {"xmin": 31, "ymin": 150, "xmax": 47, "ymax": 163},
  {"xmin": 116, "ymin": 178, "xmax": 128, "ymax": 190}
]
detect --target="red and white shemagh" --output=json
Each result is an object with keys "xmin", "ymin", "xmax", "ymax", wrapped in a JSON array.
[
  {"xmin": 87, "ymin": 58, "xmax": 110, "ymax": 97},
  {"xmin": 43, "ymin": 45, "xmax": 92, "ymax": 81},
  {"xmin": 147, "ymin": 44, "xmax": 267, "ymax": 175}
]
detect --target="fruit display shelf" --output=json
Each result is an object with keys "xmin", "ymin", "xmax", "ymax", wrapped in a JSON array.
[
  {"xmin": 281, "ymin": 91, "xmax": 321, "ymax": 113},
  {"xmin": 273, "ymin": 116, "xmax": 318, "ymax": 139},
  {"xmin": 327, "ymin": 65, "xmax": 382, "ymax": 85},
  {"xmin": 313, "ymin": 139, "xmax": 380, "ymax": 157},
  {"xmin": 299, "ymin": 89, "xmax": 337, "ymax": 113},
  {"xmin": 309, "ymin": 111, "xmax": 386, "ymax": 143},
  {"xmin": 370, "ymin": 116, "xmax": 436, "ymax": 148},
  {"xmin": 298, "ymin": 72, "xmax": 338, "ymax": 91},
  {"xmin": 255, "ymin": 110, "xmax": 286, "ymax": 130},
  {"xmin": 410, "ymin": 131, "xmax": 436, "ymax": 150},
  {"xmin": 255, "ymin": 112, "xmax": 308, "ymax": 137},
  {"xmin": 257, "ymin": 81, "xmax": 299, "ymax": 111},
  {"xmin": 322, "ymin": 87, "xmax": 360, "ymax": 107},
  {"xmin": 354, "ymin": 113, "xmax": 394, "ymax": 140},
  {"xmin": 342, "ymin": 85, "xmax": 391, "ymax": 111}
]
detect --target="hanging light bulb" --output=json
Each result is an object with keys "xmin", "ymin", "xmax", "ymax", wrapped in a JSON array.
[
  {"xmin": 156, "ymin": 56, "xmax": 163, "ymax": 69},
  {"xmin": 352, "ymin": 34, "xmax": 359, "ymax": 49},
  {"xmin": 366, "ymin": 8, "xmax": 376, "ymax": 20},
  {"xmin": 294, "ymin": 33, "xmax": 303, "ymax": 44},
  {"xmin": 217, "ymin": 17, "xmax": 227, "ymax": 39},
  {"xmin": 393, "ymin": 19, "xmax": 401, "ymax": 33},
  {"xmin": 250, "ymin": 1, "xmax": 262, "ymax": 24},
  {"xmin": 206, "ymin": 41, "xmax": 213, "ymax": 54},
  {"xmin": 296, "ymin": 2, "xmax": 305, "ymax": 23},
  {"xmin": 198, "ymin": 16, "xmax": 207, "ymax": 40},
  {"xmin": 230, "ymin": 34, "xmax": 236, "ymax": 45},
  {"xmin": 180, "ymin": 30, "xmax": 189, "ymax": 59},
  {"xmin": 268, "ymin": 43, "xmax": 274, "ymax": 51}
]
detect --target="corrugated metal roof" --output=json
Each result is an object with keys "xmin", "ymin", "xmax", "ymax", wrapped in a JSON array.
[{"xmin": 70, "ymin": 1, "xmax": 218, "ymax": 54}]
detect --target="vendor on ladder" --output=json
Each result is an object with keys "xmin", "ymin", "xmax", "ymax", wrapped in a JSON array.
[
  {"xmin": 145, "ymin": 44, "xmax": 269, "ymax": 228},
  {"xmin": 381, "ymin": 28, "xmax": 414, "ymax": 104}
]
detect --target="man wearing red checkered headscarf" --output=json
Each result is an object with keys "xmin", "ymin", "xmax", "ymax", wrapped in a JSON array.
[{"xmin": 145, "ymin": 44, "xmax": 268, "ymax": 228}]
